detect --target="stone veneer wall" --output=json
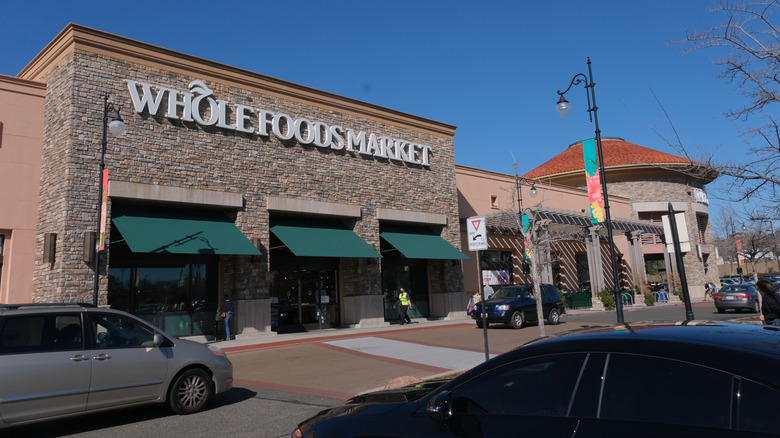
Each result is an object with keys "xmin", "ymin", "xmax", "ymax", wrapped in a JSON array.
[
  {"xmin": 33, "ymin": 51, "xmax": 88, "ymax": 303},
  {"xmin": 607, "ymin": 177, "xmax": 720, "ymax": 298},
  {"xmin": 32, "ymin": 47, "xmax": 464, "ymax": 310}
]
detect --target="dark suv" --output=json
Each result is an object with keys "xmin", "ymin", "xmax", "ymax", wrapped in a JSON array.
[{"xmin": 470, "ymin": 284, "xmax": 564, "ymax": 329}]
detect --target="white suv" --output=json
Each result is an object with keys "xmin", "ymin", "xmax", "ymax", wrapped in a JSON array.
[{"xmin": 0, "ymin": 303, "xmax": 232, "ymax": 429}]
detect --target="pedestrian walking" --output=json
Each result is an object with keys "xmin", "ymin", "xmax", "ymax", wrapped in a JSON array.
[
  {"xmin": 221, "ymin": 294, "xmax": 235, "ymax": 340},
  {"xmin": 483, "ymin": 278, "xmax": 495, "ymax": 300},
  {"xmin": 757, "ymin": 280, "xmax": 780, "ymax": 326},
  {"xmin": 396, "ymin": 288, "xmax": 413, "ymax": 325},
  {"xmin": 704, "ymin": 282, "xmax": 716, "ymax": 301}
]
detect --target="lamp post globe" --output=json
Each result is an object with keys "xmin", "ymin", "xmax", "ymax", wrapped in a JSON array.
[
  {"xmin": 555, "ymin": 96, "xmax": 572, "ymax": 118},
  {"xmin": 108, "ymin": 118, "xmax": 126, "ymax": 137}
]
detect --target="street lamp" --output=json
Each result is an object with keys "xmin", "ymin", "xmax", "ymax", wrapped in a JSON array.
[
  {"xmin": 93, "ymin": 93, "xmax": 126, "ymax": 305},
  {"xmin": 516, "ymin": 177, "xmax": 539, "ymax": 206},
  {"xmin": 556, "ymin": 57, "xmax": 624, "ymax": 324},
  {"xmin": 515, "ymin": 176, "xmax": 539, "ymax": 276}
]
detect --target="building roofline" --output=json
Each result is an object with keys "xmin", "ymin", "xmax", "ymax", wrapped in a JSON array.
[{"xmin": 19, "ymin": 23, "xmax": 457, "ymax": 138}]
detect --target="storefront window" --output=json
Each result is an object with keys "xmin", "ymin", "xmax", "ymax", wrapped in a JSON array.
[
  {"xmin": 576, "ymin": 253, "xmax": 590, "ymax": 292},
  {"xmin": 107, "ymin": 263, "xmax": 216, "ymax": 336},
  {"xmin": 481, "ymin": 250, "xmax": 512, "ymax": 285}
]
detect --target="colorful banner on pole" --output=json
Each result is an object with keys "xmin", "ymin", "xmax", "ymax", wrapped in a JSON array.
[
  {"xmin": 522, "ymin": 213, "xmax": 531, "ymax": 259},
  {"xmin": 99, "ymin": 168, "xmax": 109, "ymax": 251},
  {"xmin": 582, "ymin": 139, "xmax": 605, "ymax": 224},
  {"xmin": 736, "ymin": 240, "xmax": 744, "ymax": 266}
]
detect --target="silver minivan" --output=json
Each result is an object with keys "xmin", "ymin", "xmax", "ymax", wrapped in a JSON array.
[{"xmin": 0, "ymin": 303, "xmax": 232, "ymax": 429}]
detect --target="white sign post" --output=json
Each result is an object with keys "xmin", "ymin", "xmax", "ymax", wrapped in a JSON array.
[
  {"xmin": 467, "ymin": 216, "xmax": 490, "ymax": 361},
  {"xmin": 467, "ymin": 216, "xmax": 487, "ymax": 251}
]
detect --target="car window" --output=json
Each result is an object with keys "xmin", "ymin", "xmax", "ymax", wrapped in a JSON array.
[
  {"xmin": 541, "ymin": 285, "xmax": 559, "ymax": 302},
  {"xmin": 92, "ymin": 313, "xmax": 156, "ymax": 349},
  {"xmin": 599, "ymin": 354, "xmax": 731, "ymax": 429},
  {"xmin": 449, "ymin": 353, "xmax": 587, "ymax": 417},
  {"xmin": 492, "ymin": 287, "xmax": 514, "ymax": 299},
  {"xmin": 736, "ymin": 379, "xmax": 780, "ymax": 434},
  {"xmin": 0, "ymin": 313, "xmax": 83, "ymax": 353}
]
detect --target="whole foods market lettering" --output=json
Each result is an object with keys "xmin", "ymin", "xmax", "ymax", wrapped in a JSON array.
[{"xmin": 124, "ymin": 79, "xmax": 433, "ymax": 167}]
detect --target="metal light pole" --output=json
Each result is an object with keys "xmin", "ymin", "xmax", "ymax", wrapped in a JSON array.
[
  {"xmin": 556, "ymin": 57, "xmax": 624, "ymax": 324},
  {"xmin": 515, "ymin": 176, "xmax": 538, "ymax": 279},
  {"xmin": 93, "ymin": 93, "xmax": 126, "ymax": 306}
]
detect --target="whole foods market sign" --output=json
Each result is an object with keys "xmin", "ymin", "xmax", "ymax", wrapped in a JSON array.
[{"xmin": 124, "ymin": 79, "xmax": 433, "ymax": 167}]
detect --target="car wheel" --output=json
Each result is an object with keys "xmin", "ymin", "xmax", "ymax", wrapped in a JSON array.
[
  {"xmin": 753, "ymin": 300, "xmax": 761, "ymax": 313},
  {"xmin": 168, "ymin": 368, "xmax": 213, "ymax": 414},
  {"xmin": 547, "ymin": 308, "xmax": 560, "ymax": 325},
  {"xmin": 509, "ymin": 311, "xmax": 524, "ymax": 329},
  {"xmin": 717, "ymin": 308, "xmax": 725, "ymax": 314},
  {"xmin": 476, "ymin": 319, "xmax": 484, "ymax": 328}
]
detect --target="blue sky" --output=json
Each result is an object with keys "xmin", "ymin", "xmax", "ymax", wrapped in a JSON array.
[{"xmin": 2, "ymin": 1, "xmax": 744, "ymax": 217}]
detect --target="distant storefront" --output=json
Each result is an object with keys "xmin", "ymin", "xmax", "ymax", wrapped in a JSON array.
[{"xmin": 13, "ymin": 24, "xmax": 467, "ymax": 337}]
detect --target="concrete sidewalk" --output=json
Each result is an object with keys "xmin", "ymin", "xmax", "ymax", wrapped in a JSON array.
[{"xmin": 206, "ymin": 299, "xmax": 699, "ymax": 352}]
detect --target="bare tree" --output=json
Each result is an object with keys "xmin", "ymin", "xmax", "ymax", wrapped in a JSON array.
[
  {"xmin": 736, "ymin": 221, "xmax": 776, "ymax": 280},
  {"xmin": 681, "ymin": 0, "xmax": 780, "ymax": 208},
  {"xmin": 505, "ymin": 166, "xmax": 584, "ymax": 337},
  {"xmin": 712, "ymin": 203, "xmax": 778, "ymax": 278}
]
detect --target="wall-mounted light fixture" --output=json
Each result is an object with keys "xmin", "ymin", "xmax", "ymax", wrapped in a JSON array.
[{"xmin": 43, "ymin": 232, "xmax": 57, "ymax": 266}]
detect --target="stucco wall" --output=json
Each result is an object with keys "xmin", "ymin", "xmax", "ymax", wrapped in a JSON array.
[{"xmin": 0, "ymin": 75, "xmax": 45, "ymax": 303}]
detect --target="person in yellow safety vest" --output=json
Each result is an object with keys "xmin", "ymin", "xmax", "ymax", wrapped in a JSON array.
[{"xmin": 396, "ymin": 288, "xmax": 413, "ymax": 325}]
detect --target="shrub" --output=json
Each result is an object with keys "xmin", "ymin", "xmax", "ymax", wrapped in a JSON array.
[
  {"xmin": 644, "ymin": 292, "xmax": 655, "ymax": 306},
  {"xmin": 599, "ymin": 289, "xmax": 615, "ymax": 310},
  {"xmin": 672, "ymin": 290, "xmax": 686, "ymax": 303}
]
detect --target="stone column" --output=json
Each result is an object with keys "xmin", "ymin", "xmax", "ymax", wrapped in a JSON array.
[
  {"xmin": 626, "ymin": 231, "xmax": 647, "ymax": 307},
  {"xmin": 587, "ymin": 226, "xmax": 605, "ymax": 293}
]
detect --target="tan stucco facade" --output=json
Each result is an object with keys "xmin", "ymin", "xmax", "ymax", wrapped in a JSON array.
[
  {"xmin": 0, "ymin": 75, "xmax": 46, "ymax": 303},
  {"xmin": 456, "ymin": 165, "xmax": 637, "ymax": 298}
]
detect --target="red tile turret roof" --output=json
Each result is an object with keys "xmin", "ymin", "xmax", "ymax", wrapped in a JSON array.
[{"xmin": 523, "ymin": 138, "xmax": 691, "ymax": 179}]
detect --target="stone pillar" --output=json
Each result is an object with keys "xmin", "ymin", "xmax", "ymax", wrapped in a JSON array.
[
  {"xmin": 625, "ymin": 231, "xmax": 647, "ymax": 307},
  {"xmin": 587, "ymin": 226, "xmax": 605, "ymax": 293}
]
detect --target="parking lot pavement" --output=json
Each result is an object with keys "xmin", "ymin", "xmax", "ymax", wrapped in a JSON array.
[
  {"xmin": 217, "ymin": 315, "xmax": 592, "ymax": 399},
  {"xmin": 210, "ymin": 301, "xmax": 751, "ymax": 399},
  {"xmin": 219, "ymin": 318, "xmax": 485, "ymax": 399}
]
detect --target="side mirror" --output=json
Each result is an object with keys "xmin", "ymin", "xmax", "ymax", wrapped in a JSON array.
[
  {"xmin": 153, "ymin": 333, "xmax": 164, "ymax": 347},
  {"xmin": 427, "ymin": 391, "xmax": 452, "ymax": 429}
]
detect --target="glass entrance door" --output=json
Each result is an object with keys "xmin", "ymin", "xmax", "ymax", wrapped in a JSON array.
[
  {"xmin": 381, "ymin": 258, "xmax": 429, "ymax": 322},
  {"xmin": 270, "ymin": 268, "xmax": 338, "ymax": 333}
]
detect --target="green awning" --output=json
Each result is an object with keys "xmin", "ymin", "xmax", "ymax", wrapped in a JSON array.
[
  {"xmin": 112, "ymin": 207, "xmax": 261, "ymax": 255},
  {"xmin": 380, "ymin": 226, "xmax": 469, "ymax": 260},
  {"xmin": 270, "ymin": 217, "xmax": 381, "ymax": 258}
]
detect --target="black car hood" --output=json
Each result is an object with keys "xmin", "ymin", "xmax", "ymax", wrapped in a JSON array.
[
  {"xmin": 479, "ymin": 297, "xmax": 523, "ymax": 307},
  {"xmin": 347, "ymin": 379, "xmax": 448, "ymax": 404},
  {"xmin": 297, "ymin": 380, "xmax": 448, "ymax": 430}
]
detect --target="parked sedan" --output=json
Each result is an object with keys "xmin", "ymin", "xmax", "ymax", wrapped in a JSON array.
[
  {"xmin": 293, "ymin": 322, "xmax": 780, "ymax": 437},
  {"xmin": 0, "ymin": 303, "xmax": 233, "ymax": 429},
  {"xmin": 713, "ymin": 283, "xmax": 761, "ymax": 313}
]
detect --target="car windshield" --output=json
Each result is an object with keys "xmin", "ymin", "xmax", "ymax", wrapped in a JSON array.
[
  {"xmin": 721, "ymin": 286, "xmax": 750, "ymax": 293},
  {"xmin": 492, "ymin": 287, "xmax": 531, "ymax": 299}
]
